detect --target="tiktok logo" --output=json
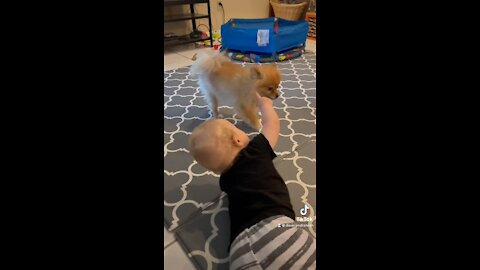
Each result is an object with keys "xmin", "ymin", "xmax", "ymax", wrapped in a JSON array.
[{"xmin": 300, "ymin": 204, "xmax": 309, "ymax": 216}]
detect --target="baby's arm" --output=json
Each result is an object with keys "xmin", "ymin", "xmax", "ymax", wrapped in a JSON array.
[{"xmin": 256, "ymin": 93, "xmax": 280, "ymax": 148}]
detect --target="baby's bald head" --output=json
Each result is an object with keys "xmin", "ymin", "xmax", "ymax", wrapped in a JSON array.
[{"xmin": 189, "ymin": 119, "xmax": 237, "ymax": 174}]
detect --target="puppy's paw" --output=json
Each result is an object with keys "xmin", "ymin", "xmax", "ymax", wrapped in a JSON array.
[
  {"xmin": 210, "ymin": 110, "xmax": 219, "ymax": 118},
  {"xmin": 210, "ymin": 112, "xmax": 224, "ymax": 119},
  {"xmin": 249, "ymin": 118, "xmax": 261, "ymax": 130}
]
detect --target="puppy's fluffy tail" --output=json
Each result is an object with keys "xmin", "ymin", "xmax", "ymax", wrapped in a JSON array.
[{"xmin": 190, "ymin": 51, "xmax": 229, "ymax": 78}]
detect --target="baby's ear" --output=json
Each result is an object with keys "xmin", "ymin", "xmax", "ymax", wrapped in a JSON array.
[
  {"xmin": 250, "ymin": 66, "xmax": 263, "ymax": 80},
  {"xmin": 232, "ymin": 137, "xmax": 240, "ymax": 146},
  {"xmin": 232, "ymin": 134, "xmax": 243, "ymax": 146}
]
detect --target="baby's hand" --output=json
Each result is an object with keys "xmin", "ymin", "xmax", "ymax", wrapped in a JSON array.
[
  {"xmin": 255, "ymin": 93, "xmax": 279, "ymax": 148},
  {"xmin": 256, "ymin": 92, "xmax": 273, "ymax": 109}
]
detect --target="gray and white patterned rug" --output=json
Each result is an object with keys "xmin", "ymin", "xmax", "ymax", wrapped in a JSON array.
[{"xmin": 164, "ymin": 51, "xmax": 316, "ymax": 270}]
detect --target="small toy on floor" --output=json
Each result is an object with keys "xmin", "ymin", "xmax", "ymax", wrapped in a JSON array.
[{"xmin": 201, "ymin": 30, "xmax": 221, "ymax": 50}]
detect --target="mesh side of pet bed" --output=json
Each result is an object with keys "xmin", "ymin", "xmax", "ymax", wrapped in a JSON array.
[
  {"xmin": 220, "ymin": 18, "xmax": 308, "ymax": 62},
  {"xmin": 223, "ymin": 46, "xmax": 305, "ymax": 63}
]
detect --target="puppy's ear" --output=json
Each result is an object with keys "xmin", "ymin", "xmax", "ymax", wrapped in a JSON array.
[{"xmin": 250, "ymin": 66, "xmax": 263, "ymax": 80}]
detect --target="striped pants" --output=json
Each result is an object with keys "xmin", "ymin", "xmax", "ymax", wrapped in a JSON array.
[{"xmin": 229, "ymin": 215, "xmax": 316, "ymax": 270}]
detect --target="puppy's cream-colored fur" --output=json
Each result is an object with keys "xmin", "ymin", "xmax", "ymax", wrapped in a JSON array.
[{"xmin": 190, "ymin": 51, "xmax": 281, "ymax": 129}]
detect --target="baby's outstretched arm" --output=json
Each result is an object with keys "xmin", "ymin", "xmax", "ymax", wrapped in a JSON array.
[{"xmin": 256, "ymin": 93, "xmax": 280, "ymax": 148}]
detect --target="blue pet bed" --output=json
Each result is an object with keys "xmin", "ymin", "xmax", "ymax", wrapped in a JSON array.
[{"xmin": 220, "ymin": 18, "xmax": 309, "ymax": 62}]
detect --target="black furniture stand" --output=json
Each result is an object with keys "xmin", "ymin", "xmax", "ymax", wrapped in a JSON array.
[{"xmin": 164, "ymin": 0, "xmax": 214, "ymax": 47}]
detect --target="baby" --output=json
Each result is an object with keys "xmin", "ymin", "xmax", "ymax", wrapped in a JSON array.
[{"xmin": 189, "ymin": 94, "xmax": 316, "ymax": 270}]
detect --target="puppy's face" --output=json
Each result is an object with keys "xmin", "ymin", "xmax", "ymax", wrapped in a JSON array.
[{"xmin": 253, "ymin": 64, "xmax": 281, "ymax": 100}]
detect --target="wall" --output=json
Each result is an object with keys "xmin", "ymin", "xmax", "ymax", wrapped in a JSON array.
[
  {"xmin": 164, "ymin": 0, "xmax": 270, "ymax": 36},
  {"xmin": 198, "ymin": 0, "xmax": 270, "ymax": 32}
]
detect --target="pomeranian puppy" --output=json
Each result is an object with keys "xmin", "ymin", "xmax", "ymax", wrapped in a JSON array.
[{"xmin": 190, "ymin": 51, "xmax": 281, "ymax": 130}]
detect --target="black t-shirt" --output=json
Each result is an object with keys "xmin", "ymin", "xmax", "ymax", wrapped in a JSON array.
[{"xmin": 219, "ymin": 133, "xmax": 295, "ymax": 246}]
